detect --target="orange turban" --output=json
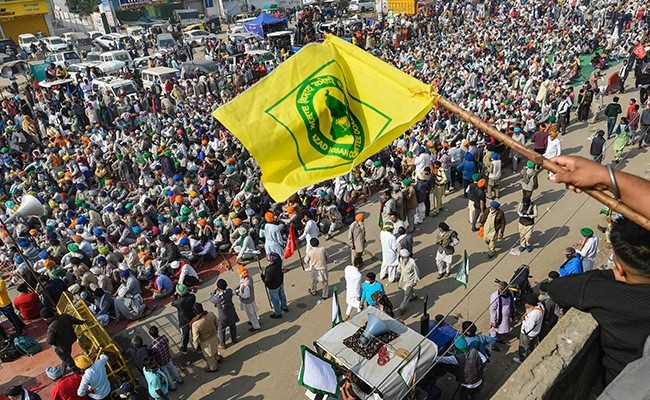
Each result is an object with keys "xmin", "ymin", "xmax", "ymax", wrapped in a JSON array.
[
  {"xmin": 477, "ymin": 179, "xmax": 486, "ymax": 188},
  {"xmin": 355, "ymin": 213, "xmax": 364, "ymax": 222},
  {"xmin": 265, "ymin": 212, "xmax": 275, "ymax": 223},
  {"xmin": 286, "ymin": 205, "xmax": 296, "ymax": 213},
  {"xmin": 44, "ymin": 259, "xmax": 55, "ymax": 268},
  {"xmin": 237, "ymin": 264, "xmax": 249, "ymax": 277}
]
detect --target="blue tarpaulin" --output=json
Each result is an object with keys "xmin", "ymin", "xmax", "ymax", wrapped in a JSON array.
[{"xmin": 243, "ymin": 13, "xmax": 288, "ymax": 37}]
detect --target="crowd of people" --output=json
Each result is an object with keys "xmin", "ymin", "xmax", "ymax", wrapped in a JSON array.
[{"xmin": 0, "ymin": 0, "xmax": 649, "ymax": 398}]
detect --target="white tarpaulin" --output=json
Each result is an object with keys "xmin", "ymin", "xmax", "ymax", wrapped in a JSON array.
[{"xmin": 315, "ymin": 307, "xmax": 438, "ymax": 399}]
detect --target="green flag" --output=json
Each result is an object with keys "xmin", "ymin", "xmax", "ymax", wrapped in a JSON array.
[{"xmin": 455, "ymin": 250, "xmax": 469, "ymax": 287}]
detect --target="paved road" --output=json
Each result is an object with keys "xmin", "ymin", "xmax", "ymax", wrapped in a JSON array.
[{"xmin": 113, "ymin": 93, "xmax": 647, "ymax": 400}]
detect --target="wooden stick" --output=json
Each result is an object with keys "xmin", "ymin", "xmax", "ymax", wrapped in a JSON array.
[{"xmin": 436, "ymin": 96, "xmax": 650, "ymax": 232}]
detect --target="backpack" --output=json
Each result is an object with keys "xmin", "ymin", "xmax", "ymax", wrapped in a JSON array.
[
  {"xmin": 14, "ymin": 336, "xmax": 42, "ymax": 356},
  {"xmin": 0, "ymin": 341, "xmax": 21, "ymax": 362},
  {"xmin": 449, "ymin": 231, "xmax": 460, "ymax": 247}
]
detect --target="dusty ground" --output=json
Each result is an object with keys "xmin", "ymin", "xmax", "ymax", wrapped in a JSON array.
[{"xmin": 113, "ymin": 88, "xmax": 648, "ymax": 400}]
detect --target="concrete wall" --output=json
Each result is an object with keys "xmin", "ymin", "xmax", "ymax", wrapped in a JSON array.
[{"xmin": 491, "ymin": 309, "xmax": 603, "ymax": 400}]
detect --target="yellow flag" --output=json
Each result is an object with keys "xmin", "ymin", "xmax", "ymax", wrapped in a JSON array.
[{"xmin": 213, "ymin": 34, "xmax": 435, "ymax": 201}]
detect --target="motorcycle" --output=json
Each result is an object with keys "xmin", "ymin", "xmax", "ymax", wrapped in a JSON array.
[{"xmin": 495, "ymin": 264, "xmax": 533, "ymax": 312}]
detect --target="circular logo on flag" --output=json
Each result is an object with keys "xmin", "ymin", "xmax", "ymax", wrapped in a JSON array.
[{"xmin": 295, "ymin": 75, "xmax": 365, "ymax": 162}]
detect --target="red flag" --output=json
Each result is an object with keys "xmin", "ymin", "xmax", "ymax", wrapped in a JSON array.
[
  {"xmin": 284, "ymin": 223, "xmax": 297, "ymax": 259},
  {"xmin": 633, "ymin": 43, "xmax": 647, "ymax": 60}
]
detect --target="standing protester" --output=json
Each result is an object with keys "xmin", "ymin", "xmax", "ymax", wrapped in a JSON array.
[
  {"xmin": 435, "ymin": 338, "xmax": 487, "ymax": 400},
  {"xmin": 431, "ymin": 161, "xmax": 447, "ymax": 216},
  {"xmin": 395, "ymin": 226, "xmax": 414, "ymax": 257},
  {"xmin": 576, "ymin": 227, "xmax": 599, "ymax": 272},
  {"xmin": 537, "ymin": 282, "xmax": 560, "ymax": 342},
  {"xmin": 486, "ymin": 152, "xmax": 502, "ymax": 199},
  {"xmin": 148, "ymin": 326, "xmax": 183, "ymax": 390},
  {"xmin": 344, "ymin": 257, "xmax": 364, "ymax": 320},
  {"xmin": 638, "ymin": 102, "xmax": 650, "ymax": 148},
  {"xmin": 262, "ymin": 212, "xmax": 285, "ymax": 259},
  {"xmin": 261, "ymin": 252, "xmax": 288, "ymax": 319},
  {"xmin": 435, "ymin": 222, "xmax": 457, "ymax": 279},
  {"xmin": 489, "ymin": 281, "xmax": 513, "ymax": 346},
  {"xmin": 513, "ymin": 294, "xmax": 544, "ymax": 363},
  {"xmin": 379, "ymin": 222, "xmax": 398, "ymax": 282},
  {"xmin": 304, "ymin": 238, "xmax": 330, "ymax": 299},
  {"xmin": 516, "ymin": 196, "xmax": 538, "ymax": 253},
  {"xmin": 401, "ymin": 178, "xmax": 417, "ymax": 232},
  {"xmin": 235, "ymin": 265, "xmax": 260, "ymax": 332},
  {"xmin": 519, "ymin": 161, "xmax": 539, "ymax": 198},
  {"xmin": 558, "ymin": 247, "xmax": 583, "ymax": 277},
  {"xmin": 394, "ymin": 249, "xmax": 420, "ymax": 316},
  {"xmin": 0, "ymin": 277, "xmax": 26, "ymax": 335},
  {"xmin": 171, "ymin": 283, "xmax": 196, "ymax": 354},
  {"xmin": 604, "ymin": 97, "xmax": 622, "ymax": 139},
  {"xmin": 589, "ymin": 130, "xmax": 607, "ymax": 163},
  {"xmin": 360, "ymin": 272, "xmax": 385, "ymax": 308},
  {"xmin": 480, "ymin": 201, "xmax": 506, "ymax": 259},
  {"xmin": 142, "ymin": 357, "xmax": 171, "ymax": 400},
  {"xmin": 209, "ymin": 278, "xmax": 240, "ymax": 349},
  {"xmin": 348, "ymin": 213, "xmax": 366, "ymax": 263},
  {"xmin": 42, "ymin": 308, "xmax": 84, "ymax": 374},
  {"xmin": 76, "ymin": 354, "xmax": 111, "ymax": 399},
  {"xmin": 547, "ymin": 217, "xmax": 650, "ymax": 384},
  {"xmin": 298, "ymin": 213, "xmax": 319, "ymax": 253},
  {"xmin": 190, "ymin": 302, "xmax": 220, "ymax": 373}
]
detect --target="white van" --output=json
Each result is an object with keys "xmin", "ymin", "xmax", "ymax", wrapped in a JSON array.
[
  {"xmin": 99, "ymin": 50, "xmax": 132, "ymax": 65},
  {"xmin": 232, "ymin": 17, "xmax": 256, "ymax": 34},
  {"xmin": 92, "ymin": 76, "xmax": 138, "ymax": 99},
  {"xmin": 141, "ymin": 67, "xmax": 179, "ymax": 90},
  {"xmin": 125, "ymin": 26, "xmax": 146, "ymax": 42},
  {"xmin": 18, "ymin": 33, "xmax": 38, "ymax": 53}
]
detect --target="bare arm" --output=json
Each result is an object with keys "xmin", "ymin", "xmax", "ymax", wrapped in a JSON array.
[{"xmin": 550, "ymin": 155, "xmax": 650, "ymax": 221}]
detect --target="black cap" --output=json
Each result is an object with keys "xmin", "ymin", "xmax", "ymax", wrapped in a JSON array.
[
  {"xmin": 40, "ymin": 307, "xmax": 55, "ymax": 319},
  {"xmin": 6, "ymin": 386, "xmax": 23, "ymax": 397},
  {"xmin": 115, "ymin": 382, "xmax": 132, "ymax": 395}
]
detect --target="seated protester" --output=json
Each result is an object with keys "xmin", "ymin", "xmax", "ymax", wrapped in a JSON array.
[
  {"xmin": 558, "ymin": 247, "xmax": 583, "ymax": 277},
  {"xmin": 136, "ymin": 260, "xmax": 155, "ymax": 283},
  {"xmin": 547, "ymin": 217, "xmax": 650, "ymax": 384},
  {"xmin": 149, "ymin": 266, "xmax": 174, "ymax": 299},
  {"xmin": 460, "ymin": 321, "xmax": 497, "ymax": 356},
  {"xmin": 13, "ymin": 283, "xmax": 41, "ymax": 320},
  {"xmin": 232, "ymin": 227, "xmax": 257, "ymax": 263},
  {"xmin": 341, "ymin": 370, "xmax": 374, "ymax": 400},
  {"xmin": 213, "ymin": 222, "xmax": 231, "ymax": 252},
  {"xmin": 114, "ymin": 286, "xmax": 146, "ymax": 321},
  {"xmin": 170, "ymin": 260, "xmax": 200, "ymax": 287},
  {"xmin": 93, "ymin": 288, "xmax": 116, "ymax": 322},
  {"xmin": 192, "ymin": 235, "xmax": 217, "ymax": 262}
]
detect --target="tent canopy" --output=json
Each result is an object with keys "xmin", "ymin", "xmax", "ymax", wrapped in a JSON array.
[{"xmin": 243, "ymin": 13, "xmax": 288, "ymax": 37}]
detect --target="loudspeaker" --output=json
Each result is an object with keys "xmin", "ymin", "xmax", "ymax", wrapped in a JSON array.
[
  {"xmin": 358, "ymin": 314, "xmax": 389, "ymax": 347},
  {"xmin": 6, "ymin": 195, "xmax": 44, "ymax": 223}
]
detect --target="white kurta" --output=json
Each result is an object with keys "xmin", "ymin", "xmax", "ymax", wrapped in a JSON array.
[
  {"xmin": 344, "ymin": 265, "xmax": 362, "ymax": 314},
  {"xmin": 380, "ymin": 231, "xmax": 398, "ymax": 282},
  {"xmin": 578, "ymin": 236, "xmax": 599, "ymax": 271}
]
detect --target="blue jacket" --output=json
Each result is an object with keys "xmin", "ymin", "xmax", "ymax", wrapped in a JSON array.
[
  {"xmin": 361, "ymin": 281, "xmax": 385, "ymax": 306},
  {"xmin": 559, "ymin": 254, "xmax": 583, "ymax": 277},
  {"xmin": 457, "ymin": 161, "xmax": 476, "ymax": 181}
]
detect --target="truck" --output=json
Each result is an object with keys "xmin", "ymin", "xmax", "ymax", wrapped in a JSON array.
[
  {"xmin": 386, "ymin": 0, "xmax": 417, "ymax": 14},
  {"xmin": 173, "ymin": 9, "xmax": 202, "ymax": 27}
]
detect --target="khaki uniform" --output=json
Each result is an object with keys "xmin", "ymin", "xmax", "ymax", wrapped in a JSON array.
[{"xmin": 192, "ymin": 311, "xmax": 220, "ymax": 371}]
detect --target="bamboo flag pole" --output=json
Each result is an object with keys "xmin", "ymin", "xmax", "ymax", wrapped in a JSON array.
[{"xmin": 435, "ymin": 96, "xmax": 650, "ymax": 232}]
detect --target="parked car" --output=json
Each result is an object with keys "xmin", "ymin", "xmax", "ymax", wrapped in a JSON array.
[
  {"xmin": 85, "ymin": 52, "xmax": 101, "ymax": 62},
  {"xmin": 45, "ymin": 51, "xmax": 81, "ymax": 67},
  {"xmin": 18, "ymin": 34, "xmax": 38, "ymax": 54},
  {"xmin": 66, "ymin": 62, "xmax": 99, "ymax": 80},
  {"xmin": 87, "ymin": 31, "xmax": 104, "ymax": 40},
  {"xmin": 99, "ymin": 50, "xmax": 132, "ymax": 66},
  {"xmin": 348, "ymin": 0, "xmax": 374, "ymax": 12},
  {"xmin": 42, "ymin": 36, "xmax": 68, "ymax": 52},
  {"xmin": 156, "ymin": 33, "xmax": 177, "ymax": 54},
  {"xmin": 141, "ymin": 67, "xmax": 179, "ymax": 89},
  {"xmin": 0, "ymin": 60, "xmax": 34, "ymax": 90},
  {"xmin": 61, "ymin": 32, "xmax": 93, "ymax": 55},
  {"xmin": 180, "ymin": 60, "xmax": 220, "ymax": 78},
  {"xmin": 91, "ymin": 76, "xmax": 138, "ymax": 99},
  {"xmin": 183, "ymin": 30, "xmax": 217, "ymax": 47},
  {"xmin": 244, "ymin": 49, "xmax": 276, "ymax": 63},
  {"xmin": 132, "ymin": 56, "xmax": 154, "ymax": 70},
  {"xmin": 94, "ymin": 33, "xmax": 127, "ymax": 51}
]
